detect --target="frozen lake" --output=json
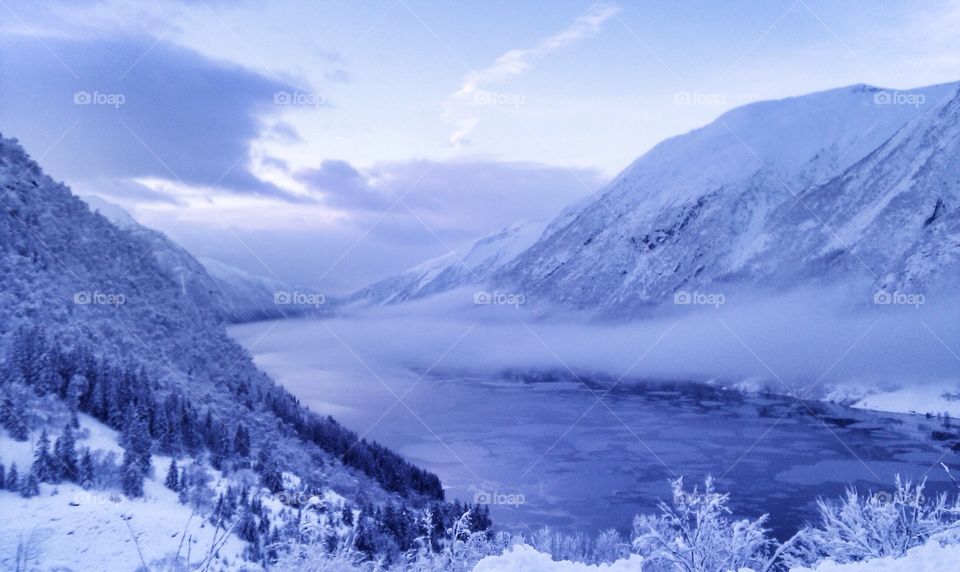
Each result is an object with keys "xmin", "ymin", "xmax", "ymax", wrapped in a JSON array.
[{"xmin": 230, "ymin": 318, "xmax": 960, "ymax": 539}]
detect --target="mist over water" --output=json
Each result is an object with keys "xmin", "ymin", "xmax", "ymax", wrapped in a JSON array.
[
  {"xmin": 293, "ymin": 285, "xmax": 960, "ymax": 399},
  {"xmin": 230, "ymin": 286, "xmax": 960, "ymax": 537}
]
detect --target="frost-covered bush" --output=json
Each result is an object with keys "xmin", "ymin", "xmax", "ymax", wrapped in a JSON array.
[
  {"xmin": 529, "ymin": 527, "xmax": 591, "ymax": 562},
  {"xmin": 521, "ymin": 526, "xmax": 630, "ymax": 564},
  {"xmin": 402, "ymin": 510, "xmax": 513, "ymax": 572},
  {"xmin": 785, "ymin": 476, "xmax": 960, "ymax": 567},
  {"xmin": 631, "ymin": 477, "xmax": 775, "ymax": 572},
  {"xmin": 270, "ymin": 508, "xmax": 508, "ymax": 572},
  {"xmin": 593, "ymin": 528, "xmax": 632, "ymax": 563},
  {"xmin": 272, "ymin": 541, "xmax": 369, "ymax": 572}
]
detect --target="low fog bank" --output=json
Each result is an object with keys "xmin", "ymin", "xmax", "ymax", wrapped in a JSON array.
[{"xmin": 238, "ymin": 285, "xmax": 960, "ymax": 407}]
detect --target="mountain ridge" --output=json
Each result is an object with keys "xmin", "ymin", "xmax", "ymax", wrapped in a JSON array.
[
  {"xmin": 350, "ymin": 81, "xmax": 960, "ymax": 316},
  {"xmin": 82, "ymin": 195, "xmax": 309, "ymax": 323}
]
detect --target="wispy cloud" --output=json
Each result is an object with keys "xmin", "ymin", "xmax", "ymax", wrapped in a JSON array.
[{"xmin": 444, "ymin": 2, "xmax": 619, "ymax": 148}]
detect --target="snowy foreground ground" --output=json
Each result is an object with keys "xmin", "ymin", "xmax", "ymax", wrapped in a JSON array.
[
  {"xmin": 4, "ymin": 408, "xmax": 960, "ymax": 570},
  {"xmin": 472, "ymin": 540, "xmax": 960, "ymax": 572},
  {"xmin": 0, "ymin": 482, "xmax": 248, "ymax": 570},
  {"xmin": 0, "ymin": 415, "xmax": 249, "ymax": 570}
]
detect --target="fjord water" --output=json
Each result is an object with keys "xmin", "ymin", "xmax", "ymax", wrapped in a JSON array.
[{"xmin": 231, "ymin": 319, "xmax": 960, "ymax": 539}]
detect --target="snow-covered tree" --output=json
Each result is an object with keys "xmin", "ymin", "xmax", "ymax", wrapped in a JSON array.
[
  {"xmin": 0, "ymin": 387, "xmax": 30, "ymax": 441},
  {"xmin": 164, "ymin": 458, "xmax": 180, "ymax": 491},
  {"xmin": 631, "ymin": 476, "xmax": 775, "ymax": 572},
  {"xmin": 234, "ymin": 422, "xmax": 251, "ymax": 458},
  {"xmin": 120, "ymin": 406, "xmax": 151, "ymax": 498},
  {"xmin": 31, "ymin": 429, "xmax": 54, "ymax": 482},
  {"xmin": 54, "ymin": 423, "xmax": 79, "ymax": 481},
  {"xmin": 19, "ymin": 469, "xmax": 39, "ymax": 498},
  {"xmin": 79, "ymin": 448, "xmax": 95, "ymax": 488},
  {"xmin": 5, "ymin": 462, "xmax": 19, "ymax": 491},
  {"xmin": 785, "ymin": 476, "xmax": 958, "ymax": 567}
]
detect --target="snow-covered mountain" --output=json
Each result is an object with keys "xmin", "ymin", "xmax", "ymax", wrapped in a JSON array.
[
  {"xmin": 83, "ymin": 195, "xmax": 306, "ymax": 323},
  {"xmin": 351, "ymin": 219, "xmax": 548, "ymax": 304},
  {"xmin": 196, "ymin": 255, "xmax": 301, "ymax": 320},
  {"xmin": 354, "ymin": 82, "xmax": 960, "ymax": 316},
  {"xmin": 0, "ymin": 133, "xmax": 480, "ymax": 569}
]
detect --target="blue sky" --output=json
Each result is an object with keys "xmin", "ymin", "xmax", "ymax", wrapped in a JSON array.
[{"xmin": 2, "ymin": 0, "xmax": 959, "ymax": 290}]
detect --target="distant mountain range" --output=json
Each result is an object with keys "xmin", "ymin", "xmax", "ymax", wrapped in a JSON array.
[
  {"xmin": 350, "ymin": 219, "xmax": 548, "ymax": 305},
  {"xmin": 352, "ymin": 82, "xmax": 960, "ymax": 316}
]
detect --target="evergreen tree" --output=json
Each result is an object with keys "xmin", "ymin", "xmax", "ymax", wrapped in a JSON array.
[
  {"xmin": 121, "ymin": 455, "xmax": 145, "ymax": 498},
  {"xmin": 20, "ymin": 470, "xmax": 39, "ymax": 498},
  {"xmin": 180, "ymin": 405, "xmax": 199, "ymax": 453},
  {"xmin": 224, "ymin": 486, "xmax": 238, "ymax": 521},
  {"xmin": 256, "ymin": 449, "xmax": 283, "ymax": 493},
  {"xmin": 211, "ymin": 431, "xmax": 230, "ymax": 470},
  {"xmin": 79, "ymin": 449, "xmax": 94, "ymax": 488},
  {"xmin": 6, "ymin": 462, "xmax": 18, "ymax": 491},
  {"xmin": 32, "ymin": 429, "xmax": 53, "ymax": 482},
  {"xmin": 236, "ymin": 505, "xmax": 258, "ymax": 542},
  {"xmin": 234, "ymin": 423, "xmax": 251, "ymax": 457},
  {"xmin": 51, "ymin": 424, "xmax": 78, "ymax": 482},
  {"xmin": 164, "ymin": 459, "xmax": 180, "ymax": 491},
  {"xmin": 0, "ymin": 391, "xmax": 29, "ymax": 441},
  {"xmin": 120, "ymin": 406, "xmax": 151, "ymax": 498},
  {"xmin": 156, "ymin": 405, "xmax": 177, "ymax": 455},
  {"xmin": 0, "ymin": 462, "xmax": 5, "ymax": 489},
  {"xmin": 106, "ymin": 373, "xmax": 124, "ymax": 428}
]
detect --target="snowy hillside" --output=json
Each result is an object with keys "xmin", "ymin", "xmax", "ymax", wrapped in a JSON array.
[
  {"xmin": 745, "ymin": 86, "xmax": 960, "ymax": 295},
  {"xmin": 0, "ymin": 133, "xmax": 488, "ymax": 570},
  {"xmin": 354, "ymin": 82, "xmax": 960, "ymax": 316},
  {"xmin": 496, "ymin": 82, "xmax": 960, "ymax": 315},
  {"xmin": 83, "ymin": 195, "xmax": 305, "ymax": 323},
  {"xmin": 351, "ymin": 219, "xmax": 547, "ymax": 305},
  {"xmin": 0, "ymin": 414, "xmax": 250, "ymax": 570}
]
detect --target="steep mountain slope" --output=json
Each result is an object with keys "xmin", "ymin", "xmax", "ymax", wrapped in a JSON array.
[
  {"xmin": 352, "ymin": 83, "xmax": 960, "ymax": 315},
  {"xmin": 747, "ymin": 88, "xmax": 960, "ymax": 294},
  {"xmin": 351, "ymin": 219, "xmax": 548, "ymax": 304},
  {"xmin": 0, "ymin": 133, "xmax": 480, "ymax": 568},
  {"xmin": 493, "ymin": 83, "xmax": 960, "ymax": 314},
  {"xmin": 83, "ymin": 195, "xmax": 303, "ymax": 323},
  {"xmin": 197, "ymin": 255, "xmax": 303, "ymax": 320}
]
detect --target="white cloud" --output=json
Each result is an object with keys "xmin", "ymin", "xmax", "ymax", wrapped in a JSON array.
[{"xmin": 444, "ymin": 2, "xmax": 619, "ymax": 148}]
